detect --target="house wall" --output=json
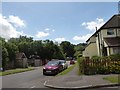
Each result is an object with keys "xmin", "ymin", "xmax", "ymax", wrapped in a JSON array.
[
  {"xmin": 83, "ymin": 42, "xmax": 98, "ymax": 58},
  {"xmin": 97, "ymin": 28, "xmax": 120, "ymax": 56},
  {"xmin": 106, "ymin": 47, "xmax": 113, "ymax": 56},
  {"xmin": 87, "ymin": 36, "xmax": 96, "ymax": 44},
  {"xmin": 117, "ymin": 28, "xmax": 120, "ymax": 36},
  {"xmin": 100, "ymin": 28, "xmax": 120, "ymax": 38},
  {"xmin": 23, "ymin": 58, "xmax": 28, "ymax": 68}
]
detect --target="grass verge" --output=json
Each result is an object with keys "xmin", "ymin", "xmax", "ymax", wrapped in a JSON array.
[
  {"xmin": 57, "ymin": 63, "xmax": 76, "ymax": 76},
  {"xmin": 0, "ymin": 67, "xmax": 34, "ymax": 76},
  {"xmin": 103, "ymin": 76, "xmax": 118, "ymax": 83}
]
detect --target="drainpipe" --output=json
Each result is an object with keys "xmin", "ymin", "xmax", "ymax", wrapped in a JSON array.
[
  {"xmin": 96, "ymin": 27, "xmax": 101, "ymax": 57},
  {"xmin": 116, "ymin": 28, "xmax": 118, "ymax": 37}
]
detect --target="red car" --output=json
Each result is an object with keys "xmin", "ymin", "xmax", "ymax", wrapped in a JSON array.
[
  {"xmin": 70, "ymin": 60, "xmax": 75, "ymax": 64},
  {"xmin": 43, "ymin": 60, "xmax": 63, "ymax": 75}
]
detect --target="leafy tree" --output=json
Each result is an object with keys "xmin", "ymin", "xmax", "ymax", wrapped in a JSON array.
[
  {"xmin": 5, "ymin": 42, "xmax": 18, "ymax": 68},
  {"xmin": 19, "ymin": 36, "xmax": 33, "ymax": 42},
  {"xmin": 18, "ymin": 41, "xmax": 31, "ymax": 58},
  {"xmin": 52, "ymin": 44, "xmax": 64, "ymax": 59},
  {"xmin": 74, "ymin": 43, "xmax": 86, "ymax": 58},
  {"xmin": 2, "ymin": 46, "xmax": 8, "ymax": 71},
  {"xmin": 60, "ymin": 41, "xmax": 75, "ymax": 59},
  {"xmin": 0, "ymin": 37, "xmax": 8, "ymax": 70}
]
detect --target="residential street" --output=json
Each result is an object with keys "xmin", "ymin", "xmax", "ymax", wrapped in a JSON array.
[
  {"xmin": 2, "ymin": 66, "xmax": 54, "ymax": 88},
  {"xmin": 1, "ymin": 62, "xmax": 120, "ymax": 90}
]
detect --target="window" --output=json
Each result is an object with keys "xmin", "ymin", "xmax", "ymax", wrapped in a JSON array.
[
  {"xmin": 113, "ymin": 47, "xmax": 120, "ymax": 54},
  {"xmin": 107, "ymin": 29, "xmax": 114, "ymax": 35}
]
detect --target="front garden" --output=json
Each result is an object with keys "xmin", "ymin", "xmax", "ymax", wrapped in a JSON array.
[{"xmin": 77, "ymin": 54, "xmax": 120, "ymax": 75}]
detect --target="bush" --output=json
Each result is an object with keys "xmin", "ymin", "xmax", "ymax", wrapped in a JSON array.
[
  {"xmin": 77, "ymin": 57, "xmax": 84, "ymax": 75},
  {"xmin": 109, "ymin": 54, "xmax": 120, "ymax": 60},
  {"xmin": 91, "ymin": 56, "xmax": 101, "ymax": 60},
  {"xmin": 79, "ymin": 54, "xmax": 120, "ymax": 75}
]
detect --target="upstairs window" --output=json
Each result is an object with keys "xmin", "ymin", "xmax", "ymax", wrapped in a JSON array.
[{"xmin": 107, "ymin": 29, "xmax": 114, "ymax": 35}]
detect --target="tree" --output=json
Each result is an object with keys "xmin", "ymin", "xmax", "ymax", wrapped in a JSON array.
[
  {"xmin": 19, "ymin": 36, "xmax": 33, "ymax": 42},
  {"xmin": 5, "ymin": 42, "xmax": 18, "ymax": 68},
  {"xmin": 74, "ymin": 43, "xmax": 86, "ymax": 58},
  {"xmin": 60, "ymin": 41, "xmax": 75, "ymax": 59},
  {"xmin": 2, "ymin": 46, "xmax": 8, "ymax": 71},
  {"xmin": 52, "ymin": 44, "xmax": 64, "ymax": 59},
  {"xmin": 0, "ymin": 37, "xmax": 8, "ymax": 70},
  {"xmin": 18, "ymin": 41, "xmax": 31, "ymax": 58}
]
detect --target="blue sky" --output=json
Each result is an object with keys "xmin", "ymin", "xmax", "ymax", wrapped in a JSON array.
[{"xmin": 1, "ymin": 2, "xmax": 118, "ymax": 44}]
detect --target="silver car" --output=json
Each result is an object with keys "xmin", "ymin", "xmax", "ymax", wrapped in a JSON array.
[{"xmin": 58, "ymin": 60, "xmax": 68, "ymax": 70}]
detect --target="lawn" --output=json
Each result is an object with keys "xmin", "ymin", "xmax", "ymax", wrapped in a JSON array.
[
  {"xmin": 0, "ymin": 67, "xmax": 34, "ymax": 76},
  {"xmin": 103, "ymin": 76, "xmax": 119, "ymax": 83},
  {"xmin": 57, "ymin": 63, "xmax": 76, "ymax": 76}
]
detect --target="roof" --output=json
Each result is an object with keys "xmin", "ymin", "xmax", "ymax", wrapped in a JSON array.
[
  {"xmin": 86, "ymin": 14, "xmax": 120, "ymax": 42},
  {"xmin": 104, "ymin": 37, "xmax": 120, "ymax": 47},
  {"xmin": 101, "ymin": 14, "xmax": 120, "ymax": 29},
  {"xmin": 16, "ymin": 52, "xmax": 27, "ymax": 59}
]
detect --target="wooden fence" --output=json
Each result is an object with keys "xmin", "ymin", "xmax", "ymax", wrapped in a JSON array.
[{"xmin": 80, "ymin": 58, "xmax": 120, "ymax": 75}]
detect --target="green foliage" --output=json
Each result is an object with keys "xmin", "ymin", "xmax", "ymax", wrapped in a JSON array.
[
  {"xmin": 2, "ymin": 46, "xmax": 8, "ymax": 70},
  {"xmin": 1, "ymin": 36, "xmax": 86, "ymax": 70},
  {"xmin": 57, "ymin": 63, "xmax": 76, "ymax": 76},
  {"xmin": 74, "ymin": 43, "xmax": 86, "ymax": 58},
  {"xmin": 103, "ymin": 76, "xmax": 118, "ymax": 83},
  {"xmin": 0, "ymin": 67, "xmax": 34, "ymax": 76},
  {"xmin": 109, "ymin": 54, "xmax": 120, "ymax": 60},
  {"xmin": 77, "ymin": 57, "xmax": 85, "ymax": 75},
  {"xmin": 18, "ymin": 41, "xmax": 31, "ymax": 58},
  {"xmin": 91, "ymin": 56, "xmax": 101, "ymax": 60},
  {"xmin": 77, "ymin": 54, "xmax": 120, "ymax": 75},
  {"xmin": 60, "ymin": 41, "xmax": 75, "ymax": 59}
]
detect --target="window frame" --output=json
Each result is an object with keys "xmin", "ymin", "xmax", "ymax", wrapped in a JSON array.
[{"xmin": 107, "ymin": 29, "xmax": 114, "ymax": 35}]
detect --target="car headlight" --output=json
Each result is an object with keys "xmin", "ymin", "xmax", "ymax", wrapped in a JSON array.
[{"xmin": 43, "ymin": 67, "xmax": 46, "ymax": 69}]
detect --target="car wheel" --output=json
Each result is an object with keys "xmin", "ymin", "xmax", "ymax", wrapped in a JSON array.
[{"xmin": 43, "ymin": 72, "xmax": 46, "ymax": 75}]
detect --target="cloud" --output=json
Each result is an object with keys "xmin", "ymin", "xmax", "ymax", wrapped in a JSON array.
[
  {"xmin": 52, "ymin": 29, "xmax": 55, "ymax": 32},
  {"xmin": 55, "ymin": 37, "xmax": 66, "ymax": 43},
  {"xmin": 73, "ymin": 34, "xmax": 92, "ymax": 43},
  {"xmin": 7, "ymin": 15, "xmax": 25, "ymax": 27},
  {"xmin": 44, "ymin": 28, "xmax": 50, "ymax": 31},
  {"xmin": 35, "ymin": 27, "xmax": 55, "ymax": 39},
  {"xmin": 36, "ymin": 31, "xmax": 49, "ymax": 38},
  {"xmin": 44, "ymin": 28, "xmax": 55, "ymax": 32},
  {"xmin": 0, "ymin": 14, "xmax": 26, "ymax": 40},
  {"xmin": 82, "ymin": 18, "xmax": 105, "ymax": 32}
]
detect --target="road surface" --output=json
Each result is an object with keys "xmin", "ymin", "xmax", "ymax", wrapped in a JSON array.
[{"xmin": 2, "ymin": 67, "xmax": 54, "ymax": 89}]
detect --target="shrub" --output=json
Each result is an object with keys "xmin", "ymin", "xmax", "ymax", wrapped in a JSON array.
[
  {"xmin": 77, "ymin": 57, "xmax": 84, "ymax": 75},
  {"xmin": 91, "ymin": 56, "xmax": 101, "ymax": 60},
  {"xmin": 109, "ymin": 54, "xmax": 120, "ymax": 60}
]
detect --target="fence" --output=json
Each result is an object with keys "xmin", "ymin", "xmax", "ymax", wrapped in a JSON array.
[{"xmin": 80, "ymin": 57, "xmax": 120, "ymax": 75}]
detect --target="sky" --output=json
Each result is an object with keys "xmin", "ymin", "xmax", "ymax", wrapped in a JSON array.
[{"xmin": 0, "ymin": 2, "xmax": 119, "ymax": 44}]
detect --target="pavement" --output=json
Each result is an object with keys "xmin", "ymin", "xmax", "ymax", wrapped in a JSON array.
[{"xmin": 44, "ymin": 65, "xmax": 120, "ymax": 89}]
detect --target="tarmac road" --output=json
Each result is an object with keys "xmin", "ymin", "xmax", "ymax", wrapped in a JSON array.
[{"xmin": 2, "ymin": 67, "xmax": 54, "ymax": 89}]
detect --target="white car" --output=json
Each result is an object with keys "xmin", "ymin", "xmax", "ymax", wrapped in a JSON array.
[{"xmin": 58, "ymin": 60, "xmax": 68, "ymax": 70}]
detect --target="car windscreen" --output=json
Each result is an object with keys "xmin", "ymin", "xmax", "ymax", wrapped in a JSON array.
[
  {"xmin": 59, "ymin": 60, "xmax": 65, "ymax": 63},
  {"xmin": 46, "ymin": 61, "xmax": 59, "ymax": 66}
]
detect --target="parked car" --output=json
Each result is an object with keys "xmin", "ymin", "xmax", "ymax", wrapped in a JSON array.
[
  {"xmin": 58, "ymin": 60, "xmax": 68, "ymax": 70},
  {"xmin": 43, "ymin": 60, "xmax": 63, "ymax": 75},
  {"xmin": 70, "ymin": 60, "xmax": 75, "ymax": 64}
]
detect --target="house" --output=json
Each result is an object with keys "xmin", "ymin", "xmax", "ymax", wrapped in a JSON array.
[
  {"xmin": 28, "ymin": 54, "xmax": 43, "ymax": 67},
  {"xmin": 83, "ymin": 14, "xmax": 120, "ymax": 58},
  {"xmin": 16, "ymin": 52, "xmax": 28, "ymax": 68}
]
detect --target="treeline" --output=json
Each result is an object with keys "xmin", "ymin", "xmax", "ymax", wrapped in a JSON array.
[{"xmin": 0, "ymin": 36, "xmax": 86, "ymax": 70}]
